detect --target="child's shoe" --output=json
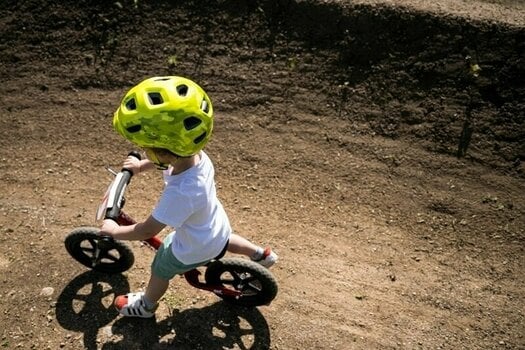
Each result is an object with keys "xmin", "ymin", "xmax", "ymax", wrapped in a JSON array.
[
  {"xmin": 252, "ymin": 247, "xmax": 278, "ymax": 268},
  {"xmin": 114, "ymin": 292, "xmax": 157, "ymax": 318}
]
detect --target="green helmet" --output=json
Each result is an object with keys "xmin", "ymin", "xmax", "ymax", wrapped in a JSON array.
[{"xmin": 113, "ymin": 76, "xmax": 213, "ymax": 157}]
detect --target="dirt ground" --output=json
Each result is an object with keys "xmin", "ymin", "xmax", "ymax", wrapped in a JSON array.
[{"xmin": 1, "ymin": 0, "xmax": 524, "ymax": 349}]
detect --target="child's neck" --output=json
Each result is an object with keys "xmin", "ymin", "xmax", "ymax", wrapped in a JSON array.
[{"xmin": 169, "ymin": 153, "xmax": 200, "ymax": 175}]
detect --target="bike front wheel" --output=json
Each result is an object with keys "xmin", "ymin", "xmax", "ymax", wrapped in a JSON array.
[
  {"xmin": 65, "ymin": 227, "xmax": 135, "ymax": 274},
  {"xmin": 204, "ymin": 258, "xmax": 278, "ymax": 307}
]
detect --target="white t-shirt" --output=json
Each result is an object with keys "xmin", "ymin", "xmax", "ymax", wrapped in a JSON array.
[{"xmin": 152, "ymin": 151, "xmax": 231, "ymax": 264}]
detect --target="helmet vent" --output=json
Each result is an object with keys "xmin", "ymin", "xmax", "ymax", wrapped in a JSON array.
[
  {"xmin": 126, "ymin": 125, "xmax": 141, "ymax": 133},
  {"xmin": 194, "ymin": 132, "xmax": 207, "ymax": 144},
  {"xmin": 201, "ymin": 100, "xmax": 209, "ymax": 113},
  {"xmin": 125, "ymin": 98, "xmax": 136, "ymax": 110},
  {"xmin": 184, "ymin": 116, "xmax": 202, "ymax": 130},
  {"xmin": 176, "ymin": 84, "xmax": 188, "ymax": 96},
  {"xmin": 148, "ymin": 92, "xmax": 163, "ymax": 105}
]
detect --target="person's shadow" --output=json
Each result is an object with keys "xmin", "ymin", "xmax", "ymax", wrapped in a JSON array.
[{"xmin": 56, "ymin": 271, "xmax": 271, "ymax": 349}]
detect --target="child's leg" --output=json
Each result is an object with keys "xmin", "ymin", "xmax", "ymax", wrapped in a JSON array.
[
  {"xmin": 144, "ymin": 273, "xmax": 169, "ymax": 306},
  {"xmin": 227, "ymin": 233, "xmax": 260, "ymax": 256},
  {"xmin": 227, "ymin": 233, "xmax": 278, "ymax": 268}
]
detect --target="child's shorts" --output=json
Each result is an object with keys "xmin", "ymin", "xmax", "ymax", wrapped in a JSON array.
[{"xmin": 151, "ymin": 232, "xmax": 208, "ymax": 280}]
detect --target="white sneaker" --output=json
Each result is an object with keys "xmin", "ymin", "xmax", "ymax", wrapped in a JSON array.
[
  {"xmin": 114, "ymin": 292, "xmax": 157, "ymax": 318},
  {"xmin": 252, "ymin": 247, "xmax": 278, "ymax": 268}
]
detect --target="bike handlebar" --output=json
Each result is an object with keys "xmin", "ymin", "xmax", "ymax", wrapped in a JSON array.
[{"xmin": 104, "ymin": 151, "xmax": 141, "ymax": 221}]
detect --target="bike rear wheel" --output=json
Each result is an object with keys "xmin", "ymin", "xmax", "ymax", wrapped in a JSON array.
[
  {"xmin": 204, "ymin": 258, "xmax": 278, "ymax": 307},
  {"xmin": 65, "ymin": 227, "xmax": 135, "ymax": 274}
]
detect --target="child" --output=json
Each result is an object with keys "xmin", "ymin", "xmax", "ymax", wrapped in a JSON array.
[{"xmin": 99, "ymin": 76, "xmax": 277, "ymax": 318}]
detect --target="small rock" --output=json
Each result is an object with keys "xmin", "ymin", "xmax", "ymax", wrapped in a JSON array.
[{"xmin": 40, "ymin": 287, "xmax": 54, "ymax": 297}]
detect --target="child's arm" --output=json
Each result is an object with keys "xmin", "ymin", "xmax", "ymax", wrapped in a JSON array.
[
  {"xmin": 122, "ymin": 155, "xmax": 156, "ymax": 175},
  {"xmin": 100, "ymin": 215, "xmax": 165, "ymax": 241},
  {"xmin": 137, "ymin": 159, "xmax": 156, "ymax": 173}
]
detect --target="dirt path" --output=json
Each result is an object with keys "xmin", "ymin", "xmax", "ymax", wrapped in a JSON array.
[{"xmin": 0, "ymin": 1, "xmax": 524, "ymax": 349}]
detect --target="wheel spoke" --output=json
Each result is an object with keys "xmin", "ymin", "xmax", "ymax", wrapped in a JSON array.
[
  {"xmin": 104, "ymin": 251, "xmax": 119, "ymax": 262},
  {"xmin": 219, "ymin": 277, "xmax": 236, "ymax": 287},
  {"xmin": 73, "ymin": 294, "xmax": 91, "ymax": 302},
  {"xmin": 82, "ymin": 240, "xmax": 121, "ymax": 264},
  {"xmin": 87, "ymin": 238, "xmax": 98, "ymax": 248},
  {"xmin": 80, "ymin": 247, "xmax": 95, "ymax": 255},
  {"xmin": 244, "ymin": 281, "xmax": 262, "ymax": 293},
  {"xmin": 229, "ymin": 270, "xmax": 247, "ymax": 283},
  {"xmin": 239, "ymin": 274, "xmax": 257, "ymax": 284},
  {"xmin": 101, "ymin": 289, "xmax": 116, "ymax": 298},
  {"xmin": 237, "ymin": 328, "xmax": 254, "ymax": 336},
  {"xmin": 96, "ymin": 249, "xmax": 119, "ymax": 262}
]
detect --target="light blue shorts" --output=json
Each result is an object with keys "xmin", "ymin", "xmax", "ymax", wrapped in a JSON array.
[{"xmin": 151, "ymin": 232, "xmax": 208, "ymax": 280}]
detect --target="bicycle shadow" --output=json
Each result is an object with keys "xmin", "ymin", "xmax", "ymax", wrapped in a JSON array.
[
  {"xmin": 55, "ymin": 271, "xmax": 131, "ymax": 350},
  {"xmin": 101, "ymin": 302, "xmax": 271, "ymax": 350},
  {"xmin": 56, "ymin": 271, "xmax": 271, "ymax": 349}
]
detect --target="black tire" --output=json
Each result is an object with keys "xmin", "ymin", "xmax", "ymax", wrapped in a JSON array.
[
  {"xmin": 204, "ymin": 258, "xmax": 278, "ymax": 307},
  {"xmin": 65, "ymin": 227, "xmax": 135, "ymax": 274}
]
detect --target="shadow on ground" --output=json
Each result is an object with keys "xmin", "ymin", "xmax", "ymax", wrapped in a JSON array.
[{"xmin": 56, "ymin": 271, "xmax": 271, "ymax": 349}]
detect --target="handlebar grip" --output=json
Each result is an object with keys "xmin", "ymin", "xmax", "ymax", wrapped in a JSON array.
[
  {"xmin": 121, "ymin": 151, "xmax": 142, "ymax": 176},
  {"xmin": 128, "ymin": 151, "xmax": 142, "ymax": 161}
]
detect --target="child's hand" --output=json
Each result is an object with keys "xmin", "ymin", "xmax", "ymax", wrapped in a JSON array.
[
  {"xmin": 99, "ymin": 219, "xmax": 119, "ymax": 237},
  {"xmin": 123, "ymin": 155, "xmax": 142, "ymax": 175}
]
